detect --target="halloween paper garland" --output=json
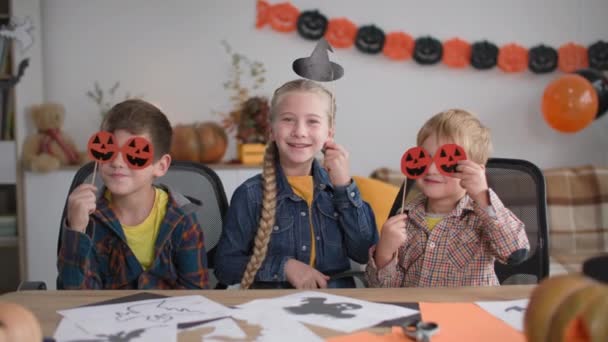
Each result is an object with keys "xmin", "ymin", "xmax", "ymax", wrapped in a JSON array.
[{"xmin": 255, "ymin": 0, "xmax": 608, "ymax": 74}]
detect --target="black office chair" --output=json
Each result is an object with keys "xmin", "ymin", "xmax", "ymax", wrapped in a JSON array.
[
  {"xmin": 388, "ymin": 158, "xmax": 549, "ymax": 284},
  {"xmin": 53, "ymin": 160, "xmax": 229, "ymax": 289}
]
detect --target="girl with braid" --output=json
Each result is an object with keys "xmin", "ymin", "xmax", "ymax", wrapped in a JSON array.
[{"xmin": 215, "ymin": 79, "xmax": 378, "ymax": 289}]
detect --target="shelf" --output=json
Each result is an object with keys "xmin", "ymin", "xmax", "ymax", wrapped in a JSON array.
[
  {"xmin": 0, "ymin": 236, "xmax": 17, "ymax": 247},
  {"xmin": 0, "ymin": 140, "xmax": 16, "ymax": 184}
]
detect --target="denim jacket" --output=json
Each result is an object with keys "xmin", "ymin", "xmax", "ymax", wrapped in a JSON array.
[{"xmin": 214, "ymin": 158, "xmax": 378, "ymax": 288}]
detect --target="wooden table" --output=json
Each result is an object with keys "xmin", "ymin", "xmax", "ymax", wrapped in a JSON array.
[{"xmin": 0, "ymin": 286, "xmax": 534, "ymax": 340}]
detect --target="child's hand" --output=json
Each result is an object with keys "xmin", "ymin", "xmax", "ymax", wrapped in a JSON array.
[
  {"xmin": 375, "ymin": 213, "xmax": 408, "ymax": 268},
  {"xmin": 285, "ymin": 259, "xmax": 330, "ymax": 289},
  {"xmin": 66, "ymin": 184, "xmax": 97, "ymax": 233},
  {"xmin": 322, "ymin": 140, "xmax": 351, "ymax": 187},
  {"xmin": 453, "ymin": 160, "xmax": 489, "ymax": 206}
]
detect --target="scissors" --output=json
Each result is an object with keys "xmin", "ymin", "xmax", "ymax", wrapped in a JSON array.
[{"xmin": 402, "ymin": 319, "xmax": 439, "ymax": 342}]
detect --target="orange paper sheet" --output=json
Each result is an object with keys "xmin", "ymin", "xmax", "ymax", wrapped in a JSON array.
[
  {"xmin": 419, "ymin": 302, "xmax": 525, "ymax": 341},
  {"xmin": 327, "ymin": 303, "xmax": 525, "ymax": 341}
]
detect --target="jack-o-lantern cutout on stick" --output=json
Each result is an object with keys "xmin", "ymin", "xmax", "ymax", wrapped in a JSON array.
[
  {"xmin": 400, "ymin": 146, "xmax": 432, "ymax": 180},
  {"xmin": 87, "ymin": 131, "xmax": 118, "ymax": 185},
  {"xmin": 434, "ymin": 143, "xmax": 467, "ymax": 176},
  {"xmin": 87, "ymin": 131, "xmax": 118, "ymax": 163},
  {"xmin": 122, "ymin": 136, "xmax": 154, "ymax": 170}
]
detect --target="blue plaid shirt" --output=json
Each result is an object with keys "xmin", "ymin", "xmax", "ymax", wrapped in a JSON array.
[{"xmin": 57, "ymin": 187, "xmax": 209, "ymax": 289}]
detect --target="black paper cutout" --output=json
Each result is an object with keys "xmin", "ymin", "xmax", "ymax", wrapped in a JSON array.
[
  {"xmin": 471, "ymin": 41, "xmax": 498, "ymax": 70},
  {"xmin": 413, "ymin": 36, "xmax": 442, "ymax": 65},
  {"xmin": 355, "ymin": 25, "xmax": 385, "ymax": 54},
  {"xmin": 296, "ymin": 10, "xmax": 328, "ymax": 40},
  {"xmin": 293, "ymin": 38, "xmax": 344, "ymax": 81},
  {"xmin": 284, "ymin": 297, "xmax": 362, "ymax": 319},
  {"xmin": 528, "ymin": 45, "xmax": 558, "ymax": 73},
  {"xmin": 588, "ymin": 40, "xmax": 608, "ymax": 70}
]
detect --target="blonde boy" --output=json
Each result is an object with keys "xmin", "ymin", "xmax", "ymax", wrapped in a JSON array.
[{"xmin": 366, "ymin": 109, "xmax": 529, "ymax": 287}]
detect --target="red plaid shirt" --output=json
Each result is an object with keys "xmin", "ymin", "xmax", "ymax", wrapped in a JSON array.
[{"xmin": 366, "ymin": 189, "xmax": 529, "ymax": 287}]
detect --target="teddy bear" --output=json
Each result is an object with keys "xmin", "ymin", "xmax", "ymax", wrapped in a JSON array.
[{"xmin": 22, "ymin": 103, "xmax": 87, "ymax": 172}]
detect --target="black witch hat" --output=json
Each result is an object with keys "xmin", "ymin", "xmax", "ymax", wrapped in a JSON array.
[{"xmin": 292, "ymin": 38, "xmax": 344, "ymax": 82}]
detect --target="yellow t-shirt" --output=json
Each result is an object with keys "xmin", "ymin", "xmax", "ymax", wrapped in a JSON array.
[
  {"xmin": 425, "ymin": 214, "xmax": 444, "ymax": 231},
  {"xmin": 286, "ymin": 176, "xmax": 316, "ymax": 267},
  {"xmin": 113, "ymin": 188, "xmax": 168, "ymax": 270}
]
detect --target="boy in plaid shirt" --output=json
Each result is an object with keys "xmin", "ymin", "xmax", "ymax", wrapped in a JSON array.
[
  {"xmin": 57, "ymin": 99, "xmax": 208, "ymax": 289},
  {"xmin": 366, "ymin": 109, "xmax": 529, "ymax": 287}
]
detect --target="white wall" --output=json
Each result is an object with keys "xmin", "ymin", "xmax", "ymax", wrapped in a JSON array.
[{"xmin": 35, "ymin": 0, "xmax": 608, "ymax": 177}]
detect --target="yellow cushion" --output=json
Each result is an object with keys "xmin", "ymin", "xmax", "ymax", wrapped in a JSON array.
[{"xmin": 352, "ymin": 176, "xmax": 399, "ymax": 231}]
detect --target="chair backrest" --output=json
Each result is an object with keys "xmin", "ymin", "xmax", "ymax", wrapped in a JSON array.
[
  {"xmin": 388, "ymin": 157, "xmax": 549, "ymax": 284},
  {"xmin": 57, "ymin": 161, "xmax": 228, "ymax": 288}
]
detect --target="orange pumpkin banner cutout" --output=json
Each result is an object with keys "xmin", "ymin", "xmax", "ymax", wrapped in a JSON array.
[
  {"xmin": 558, "ymin": 43, "xmax": 589, "ymax": 73},
  {"xmin": 442, "ymin": 38, "xmax": 471, "ymax": 68},
  {"xmin": 87, "ymin": 132, "xmax": 155, "ymax": 170},
  {"xmin": 325, "ymin": 18, "xmax": 357, "ymax": 49},
  {"xmin": 400, "ymin": 144, "xmax": 467, "ymax": 179},
  {"xmin": 255, "ymin": 0, "xmax": 271, "ymax": 29},
  {"xmin": 498, "ymin": 43, "xmax": 528, "ymax": 73},
  {"xmin": 382, "ymin": 32, "xmax": 414, "ymax": 61}
]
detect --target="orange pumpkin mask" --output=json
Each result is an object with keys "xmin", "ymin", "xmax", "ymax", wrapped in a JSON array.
[
  {"xmin": 434, "ymin": 143, "xmax": 467, "ymax": 176},
  {"xmin": 400, "ymin": 144, "xmax": 468, "ymax": 179},
  {"xmin": 87, "ymin": 131, "xmax": 118, "ymax": 163},
  {"xmin": 87, "ymin": 132, "xmax": 155, "ymax": 170},
  {"xmin": 122, "ymin": 136, "xmax": 155, "ymax": 170},
  {"xmin": 401, "ymin": 146, "xmax": 432, "ymax": 179}
]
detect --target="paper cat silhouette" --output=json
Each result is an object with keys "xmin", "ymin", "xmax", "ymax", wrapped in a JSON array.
[{"xmin": 284, "ymin": 297, "xmax": 362, "ymax": 318}]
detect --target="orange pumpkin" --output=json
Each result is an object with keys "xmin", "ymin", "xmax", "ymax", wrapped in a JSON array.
[
  {"xmin": 325, "ymin": 18, "xmax": 357, "ymax": 49},
  {"xmin": 442, "ymin": 38, "xmax": 471, "ymax": 68},
  {"xmin": 558, "ymin": 43, "xmax": 589, "ymax": 73},
  {"xmin": 171, "ymin": 124, "xmax": 200, "ymax": 162},
  {"xmin": 196, "ymin": 122, "xmax": 228, "ymax": 163},
  {"xmin": 171, "ymin": 122, "xmax": 227, "ymax": 164},
  {"xmin": 548, "ymin": 284, "xmax": 607, "ymax": 342},
  {"xmin": 525, "ymin": 274, "xmax": 608, "ymax": 342},
  {"xmin": 0, "ymin": 302, "xmax": 43, "ymax": 342},
  {"xmin": 382, "ymin": 32, "xmax": 414, "ymax": 61},
  {"xmin": 498, "ymin": 43, "xmax": 528, "ymax": 73}
]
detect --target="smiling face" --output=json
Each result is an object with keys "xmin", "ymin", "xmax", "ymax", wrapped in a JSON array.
[
  {"xmin": 100, "ymin": 129, "xmax": 168, "ymax": 198},
  {"xmin": 269, "ymin": 91, "xmax": 333, "ymax": 175},
  {"xmin": 415, "ymin": 134, "xmax": 466, "ymax": 205}
]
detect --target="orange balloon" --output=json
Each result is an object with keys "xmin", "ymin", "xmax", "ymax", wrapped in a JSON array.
[{"xmin": 542, "ymin": 74, "xmax": 599, "ymax": 133}]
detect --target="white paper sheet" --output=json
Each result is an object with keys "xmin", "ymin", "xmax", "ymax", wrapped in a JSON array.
[
  {"xmin": 53, "ymin": 317, "xmax": 177, "ymax": 342},
  {"xmin": 475, "ymin": 298, "xmax": 529, "ymax": 332},
  {"xmin": 237, "ymin": 291, "xmax": 418, "ymax": 332},
  {"xmin": 58, "ymin": 295, "xmax": 231, "ymax": 334},
  {"xmin": 231, "ymin": 308, "xmax": 323, "ymax": 342},
  {"xmin": 199, "ymin": 318, "xmax": 247, "ymax": 341}
]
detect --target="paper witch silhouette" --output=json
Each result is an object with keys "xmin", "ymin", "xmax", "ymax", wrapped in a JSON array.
[{"xmin": 292, "ymin": 38, "xmax": 344, "ymax": 82}]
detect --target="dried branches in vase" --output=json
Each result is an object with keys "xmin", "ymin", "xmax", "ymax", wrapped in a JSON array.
[{"xmin": 217, "ymin": 41, "xmax": 270, "ymax": 145}]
